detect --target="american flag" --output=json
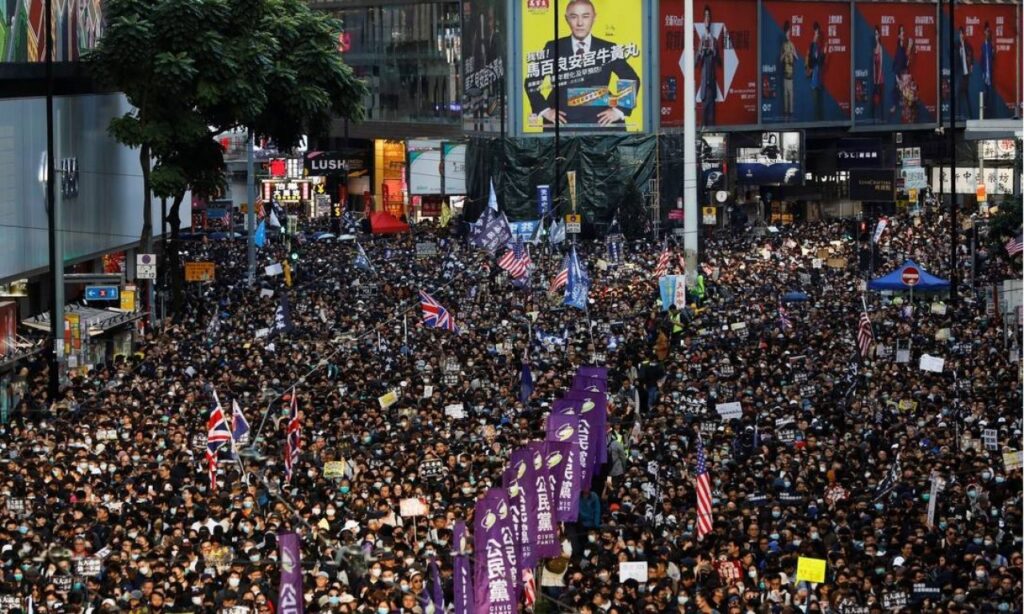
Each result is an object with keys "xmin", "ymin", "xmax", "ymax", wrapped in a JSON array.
[
  {"xmin": 778, "ymin": 304, "xmax": 792, "ymax": 331},
  {"xmin": 419, "ymin": 290, "xmax": 458, "ymax": 332},
  {"xmin": 654, "ymin": 248, "xmax": 671, "ymax": 278},
  {"xmin": 857, "ymin": 310, "xmax": 874, "ymax": 357},
  {"xmin": 523, "ymin": 568, "xmax": 536, "ymax": 607},
  {"xmin": 206, "ymin": 392, "xmax": 233, "ymax": 490},
  {"xmin": 284, "ymin": 390, "xmax": 301, "ymax": 482},
  {"xmin": 548, "ymin": 256, "xmax": 569, "ymax": 293},
  {"xmin": 1006, "ymin": 232, "xmax": 1023, "ymax": 257},
  {"xmin": 498, "ymin": 239, "xmax": 532, "ymax": 279},
  {"xmin": 695, "ymin": 437, "xmax": 713, "ymax": 539}
]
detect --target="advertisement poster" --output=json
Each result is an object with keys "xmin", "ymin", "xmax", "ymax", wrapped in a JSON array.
[
  {"xmin": 0, "ymin": 302, "xmax": 15, "ymax": 358},
  {"xmin": 463, "ymin": 0, "xmax": 507, "ymax": 133},
  {"xmin": 658, "ymin": 0, "xmax": 758, "ymax": 127},
  {"xmin": 408, "ymin": 139, "xmax": 443, "ymax": 195},
  {"xmin": 761, "ymin": 1, "xmax": 851, "ymax": 124},
  {"xmin": 852, "ymin": 2, "xmax": 938, "ymax": 126},
  {"xmin": 736, "ymin": 132, "xmax": 802, "ymax": 185},
  {"xmin": 0, "ymin": 0, "xmax": 104, "ymax": 62},
  {"xmin": 522, "ymin": 0, "xmax": 645, "ymax": 133},
  {"xmin": 940, "ymin": 3, "xmax": 1019, "ymax": 122}
]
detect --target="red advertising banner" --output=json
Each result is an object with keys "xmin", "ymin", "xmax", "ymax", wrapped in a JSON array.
[
  {"xmin": 659, "ymin": 0, "xmax": 759, "ymax": 128},
  {"xmin": 942, "ymin": 3, "xmax": 1019, "ymax": 121},
  {"xmin": 852, "ymin": 2, "xmax": 938, "ymax": 126},
  {"xmin": 761, "ymin": 1, "xmax": 851, "ymax": 124}
]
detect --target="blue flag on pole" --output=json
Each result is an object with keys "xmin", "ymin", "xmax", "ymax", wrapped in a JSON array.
[
  {"xmin": 354, "ymin": 243, "xmax": 375, "ymax": 273},
  {"xmin": 519, "ymin": 361, "xmax": 534, "ymax": 404},
  {"xmin": 254, "ymin": 220, "xmax": 267, "ymax": 248},
  {"xmin": 549, "ymin": 219, "xmax": 566, "ymax": 245},
  {"xmin": 564, "ymin": 245, "xmax": 589, "ymax": 310}
]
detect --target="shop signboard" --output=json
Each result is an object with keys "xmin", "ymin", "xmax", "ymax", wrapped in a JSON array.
[
  {"xmin": 408, "ymin": 139, "xmax": 443, "ymax": 195},
  {"xmin": 443, "ymin": 143, "xmax": 467, "ymax": 194},
  {"xmin": 852, "ymin": 2, "xmax": 938, "ymax": 127},
  {"xmin": 463, "ymin": 0, "xmax": 508, "ymax": 133},
  {"xmin": 940, "ymin": 3, "xmax": 1019, "ymax": 122},
  {"xmin": 849, "ymin": 169, "xmax": 896, "ymax": 201},
  {"xmin": 735, "ymin": 132, "xmax": 802, "ymax": 185},
  {"xmin": 930, "ymin": 166, "xmax": 1014, "ymax": 195},
  {"xmin": 522, "ymin": 0, "xmax": 646, "ymax": 133},
  {"xmin": 760, "ymin": 1, "xmax": 851, "ymax": 125},
  {"xmin": 185, "ymin": 262, "xmax": 216, "ymax": 282},
  {"xmin": 304, "ymin": 151, "xmax": 349, "ymax": 176},
  {"xmin": 836, "ymin": 138, "xmax": 884, "ymax": 169},
  {"xmin": 659, "ymin": 0, "xmax": 758, "ymax": 128}
]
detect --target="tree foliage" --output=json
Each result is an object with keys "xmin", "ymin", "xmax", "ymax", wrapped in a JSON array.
[{"xmin": 85, "ymin": 0, "xmax": 366, "ymax": 316}]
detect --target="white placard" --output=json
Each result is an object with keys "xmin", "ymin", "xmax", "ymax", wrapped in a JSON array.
[
  {"xmin": 260, "ymin": 288, "xmax": 274, "ymax": 298},
  {"xmin": 422, "ymin": 385, "xmax": 434, "ymax": 399},
  {"xmin": 715, "ymin": 402, "xmax": 743, "ymax": 421},
  {"xmin": 399, "ymin": 497, "xmax": 430, "ymax": 518},
  {"xmin": 265, "ymin": 263, "xmax": 283, "ymax": 276},
  {"xmin": 919, "ymin": 354, "xmax": 945, "ymax": 373},
  {"xmin": 619, "ymin": 561, "xmax": 649, "ymax": 583},
  {"xmin": 444, "ymin": 403, "xmax": 466, "ymax": 419}
]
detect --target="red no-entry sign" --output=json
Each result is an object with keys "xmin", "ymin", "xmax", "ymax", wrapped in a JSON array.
[{"xmin": 901, "ymin": 266, "xmax": 920, "ymax": 287}]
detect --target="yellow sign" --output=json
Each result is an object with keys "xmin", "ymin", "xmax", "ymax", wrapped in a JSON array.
[
  {"xmin": 702, "ymin": 207, "xmax": 717, "ymax": 225},
  {"xmin": 184, "ymin": 262, "xmax": 216, "ymax": 282},
  {"xmin": 795, "ymin": 557, "xmax": 827, "ymax": 584},
  {"xmin": 378, "ymin": 390, "xmax": 399, "ymax": 409},
  {"xmin": 283, "ymin": 261, "xmax": 293, "ymax": 288},
  {"xmin": 567, "ymin": 170, "xmax": 577, "ymax": 212},
  {"xmin": 976, "ymin": 183, "xmax": 987, "ymax": 202},
  {"xmin": 565, "ymin": 214, "xmax": 582, "ymax": 234},
  {"xmin": 64, "ymin": 313, "xmax": 80, "ymax": 355},
  {"xmin": 521, "ymin": 0, "xmax": 644, "ymax": 134},
  {"xmin": 323, "ymin": 461, "xmax": 347, "ymax": 478},
  {"xmin": 120, "ymin": 289, "xmax": 136, "ymax": 312}
]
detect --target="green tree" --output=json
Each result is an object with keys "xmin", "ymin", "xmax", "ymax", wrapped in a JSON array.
[
  {"xmin": 987, "ymin": 195, "xmax": 1022, "ymax": 267},
  {"xmin": 86, "ymin": 0, "xmax": 365, "ymax": 315}
]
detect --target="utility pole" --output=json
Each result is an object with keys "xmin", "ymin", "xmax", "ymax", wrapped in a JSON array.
[
  {"xmin": 247, "ymin": 129, "xmax": 257, "ymax": 285},
  {"xmin": 682, "ymin": 0, "xmax": 699, "ymax": 276},
  {"xmin": 948, "ymin": 0, "xmax": 958, "ymax": 307},
  {"xmin": 44, "ymin": 0, "xmax": 61, "ymax": 402}
]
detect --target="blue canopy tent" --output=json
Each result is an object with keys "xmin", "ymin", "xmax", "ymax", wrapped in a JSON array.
[{"xmin": 868, "ymin": 260, "xmax": 950, "ymax": 292}]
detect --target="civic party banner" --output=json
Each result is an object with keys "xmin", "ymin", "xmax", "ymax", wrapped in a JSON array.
[
  {"xmin": 565, "ymin": 388, "xmax": 608, "ymax": 464},
  {"xmin": 521, "ymin": 0, "xmax": 646, "ymax": 133},
  {"xmin": 940, "ymin": 3, "xmax": 1019, "ymax": 122},
  {"xmin": 276, "ymin": 532, "xmax": 304, "ymax": 614},
  {"xmin": 503, "ymin": 448, "xmax": 538, "ymax": 569},
  {"xmin": 546, "ymin": 412, "xmax": 589, "ymax": 513},
  {"xmin": 658, "ymin": 0, "xmax": 759, "ymax": 127},
  {"xmin": 526, "ymin": 442, "xmax": 560, "ymax": 558},
  {"xmin": 473, "ymin": 489, "xmax": 518, "ymax": 614},
  {"xmin": 760, "ymin": 1, "xmax": 851, "ymax": 124},
  {"xmin": 852, "ymin": 2, "xmax": 938, "ymax": 126},
  {"xmin": 452, "ymin": 521, "xmax": 472, "ymax": 614}
]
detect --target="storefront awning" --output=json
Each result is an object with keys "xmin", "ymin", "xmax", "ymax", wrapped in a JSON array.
[
  {"xmin": 963, "ymin": 119, "xmax": 1023, "ymax": 141},
  {"xmin": 22, "ymin": 306, "xmax": 144, "ymax": 336}
]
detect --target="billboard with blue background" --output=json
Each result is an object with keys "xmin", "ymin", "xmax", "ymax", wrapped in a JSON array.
[{"xmin": 760, "ymin": 1, "xmax": 851, "ymax": 125}]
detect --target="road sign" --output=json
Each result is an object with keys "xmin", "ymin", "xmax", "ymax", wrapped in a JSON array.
[
  {"xmin": 901, "ymin": 266, "xmax": 920, "ymax": 287},
  {"xmin": 565, "ymin": 214, "xmax": 582, "ymax": 234},
  {"xmin": 185, "ymin": 262, "xmax": 216, "ymax": 282},
  {"xmin": 136, "ymin": 253, "xmax": 157, "ymax": 280},
  {"xmin": 85, "ymin": 285, "xmax": 120, "ymax": 301}
]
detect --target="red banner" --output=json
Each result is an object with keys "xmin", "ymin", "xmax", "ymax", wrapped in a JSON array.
[{"xmin": 659, "ymin": 0, "xmax": 759, "ymax": 128}]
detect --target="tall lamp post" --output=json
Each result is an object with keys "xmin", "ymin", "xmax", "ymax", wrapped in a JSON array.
[{"xmin": 45, "ymin": 0, "xmax": 61, "ymax": 402}]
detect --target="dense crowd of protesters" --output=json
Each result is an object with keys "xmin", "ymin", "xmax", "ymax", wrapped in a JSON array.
[{"xmin": 0, "ymin": 205, "xmax": 1020, "ymax": 614}]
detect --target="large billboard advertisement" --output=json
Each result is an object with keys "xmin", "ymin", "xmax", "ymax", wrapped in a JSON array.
[
  {"xmin": 761, "ymin": 1, "xmax": 851, "ymax": 124},
  {"xmin": 463, "ymin": 0, "xmax": 507, "ymax": 133},
  {"xmin": 521, "ymin": 0, "xmax": 645, "ymax": 133},
  {"xmin": 658, "ymin": 0, "xmax": 758, "ymax": 128},
  {"xmin": 408, "ymin": 140, "xmax": 443, "ymax": 195},
  {"xmin": 852, "ymin": 2, "xmax": 938, "ymax": 127},
  {"xmin": 736, "ymin": 132, "xmax": 802, "ymax": 185},
  {"xmin": 1, "ymin": 0, "xmax": 104, "ymax": 62},
  {"xmin": 940, "ymin": 3, "xmax": 1019, "ymax": 122}
]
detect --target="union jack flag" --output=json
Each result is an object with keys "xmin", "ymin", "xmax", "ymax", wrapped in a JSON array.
[
  {"xmin": 498, "ymin": 239, "xmax": 532, "ymax": 279},
  {"xmin": 654, "ymin": 248, "xmax": 671, "ymax": 278},
  {"xmin": 206, "ymin": 392, "xmax": 233, "ymax": 490},
  {"xmin": 419, "ymin": 290, "xmax": 457, "ymax": 332},
  {"xmin": 695, "ymin": 437, "xmax": 714, "ymax": 539},
  {"xmin": 548, "ymin": 256, "xmax": 569, "ymax": 294},
  {"xmin": 284, "ymin": 390, "xmax": 301, "ymax": 482}
]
